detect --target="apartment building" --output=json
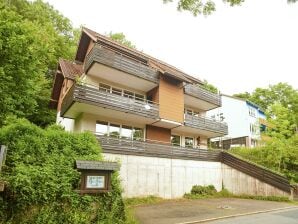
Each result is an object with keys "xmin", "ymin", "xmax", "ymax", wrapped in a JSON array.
[
  {"xmin": 207, "ymin": 94, "xmax": 266, "ymax": 149},
  {"xmin": 50, "ymin": 27, "xmax": 228, "ymax": 151}
]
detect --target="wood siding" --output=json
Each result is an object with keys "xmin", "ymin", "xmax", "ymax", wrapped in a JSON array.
[
  {"xmin": 147, "ymin": 87, "xmax": 159, "ymax": 103},
  {"xmin": 146, "ymin": 125, "xmax": 171, "ymax": 144},
  {"xmin": 158, "ymin": 75, "xmax": 184, "ymax": 123},
  {"xmin": 58, "ymin": 78, "xmax": 74, "ymax": 112}
]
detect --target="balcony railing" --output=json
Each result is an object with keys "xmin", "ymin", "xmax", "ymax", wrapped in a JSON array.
[
  {"xmin": 96, "ymin": 135, "xmax": 221, "ymax": 162},
  {"xmin": 61, "ymin": 84, "xmax": 159, "ymax": 119},
  {"xmin": 184, "ymin": 84, "xmax": 221, "ymax": 106},
  {"xmin": 184, "ymin": 114, "xmax": 228, "ymax": 135},
  {"xmin": 85, "ymin": 45, "xmax": 159, "ymax": 83}
]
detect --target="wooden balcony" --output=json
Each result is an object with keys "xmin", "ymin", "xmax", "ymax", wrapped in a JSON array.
[
  {"xmin": 61, "ymin": 84, "xmax": 159, "ymax": 119},
  {"xmin": 184, "ymin": 114, "xmax": 228, "ymax": 135},
  {"xmin": 85, "ymin": 45, "xmax": 159, "ymax": 84},
  {"xmin": 96, "ymin": 135, "xmax": 221, "ymax": 162},
  {"xmin": 184, "ymin": 84, "xmax": 221, "ymax": 109}
]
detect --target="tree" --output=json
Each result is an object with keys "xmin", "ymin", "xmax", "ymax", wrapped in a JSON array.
[
  {"xmin": 108, "ymin": 32, "xmax": 136, "ymax": 49},
  {"xmin": 234, "ymin": 83, "xmax": 298, "ymax": 136},
  {"xmin": 163, "ymin": 0, "xmax": 297, "ymax": 16},
  {"xmin": 202, "ymin": 80, "xmax": 219, "ymax": 94},
  {"xmin": 0, "ymin": 0, "xmax": 77, "ymax": 127}
]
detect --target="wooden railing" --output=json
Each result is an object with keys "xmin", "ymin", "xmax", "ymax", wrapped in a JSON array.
[
  {"xmin": 96, "ymin": 135, "xmax": 291, "ymax": 193},
  {"xmin": 221, "ymin": 152, "xmax": 291, "ymax": 193},
  {"xmin": 96, "ymin": 135, "xmax": 221, "ymax": 162},
  {"xmin": 0, "ymin": 145, "xmax": 7, "ymax": 172},
  {"xmin": 184, "ymin": 114, "xmax": 228, "ymax": 135},
  {"xmin": 184, "ymin": 84, "xmax": 221, "ymax": 106},
  {"xmin": 85, "ymin": 45, "xmax": 159, "ymax": 83},
  {"xmin": 61, "ymin": 84, "xmax": 159, "ymax": 119}
]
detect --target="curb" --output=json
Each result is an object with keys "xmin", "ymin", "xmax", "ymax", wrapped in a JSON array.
[{"xmin": 176, "ymin": 206, "xmax": 298, "ymax": 224}]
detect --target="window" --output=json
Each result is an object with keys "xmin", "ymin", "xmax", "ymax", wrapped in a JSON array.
[
  {"xmin": 133, "ymin": 128, "xmax": 143, "ymax": 140},
  {"xmin": 185, "ymin": 108, "xmax": 200, "ymax": 117},
  {"xmin": 99, "ymin": 83, "xmax": 111, "ymax": 92},
  {"xmin": 171, "ymin": 135, "xmax": 181, "ymax": 146},
  {"xmin": 96, "ymin": 121, "xmax": 144, "ymax": 140},
  {"xmin": 109, "ymin": 123, "xmax": 120, "ymax": 137},
  {"xmin": 121, "ymin": 125, "xmax": 133, "ymax": 139},
  {"xmin": 112, "ymin": 87, "xmax": 122, "ymax": 96},
  {"xmin": 185, "ymin": 137, "xmax": 194, "ymax": 148},
  {"xmin": 96, "ymin": 121, "xmax": 108, "ymax": 136},
  {"xmin": 249, "ymin": 107, "xmax": 256, "ymax": 117},
  {"xmin": 135, "ymin": 93, "xmax": 145, "ymax": 102},
  {"xmin": 123, "ymin": 90, "xmax": 134, "ymax": 99}
]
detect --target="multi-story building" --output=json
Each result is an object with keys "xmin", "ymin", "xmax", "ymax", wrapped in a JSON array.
[
  {"xmin": 207, "ymin": 94, "xmax": 266, "ymax": 149},
  {"xmin": 48, "ymin": 28, "xmax": 291, "ymax": 199},
  {"xmin": 50, "ymin": 27, "xmax": 228, "ymax": 150}
]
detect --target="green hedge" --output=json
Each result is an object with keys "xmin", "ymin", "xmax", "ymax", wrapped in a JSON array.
[{"xmin": 0, "ymin": 118, "xmax": 125, "ymax": 223}]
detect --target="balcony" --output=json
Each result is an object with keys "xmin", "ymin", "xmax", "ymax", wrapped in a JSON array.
[
  {"xmin": 61, "ymin": 84, "xmax": 159, "ymax": 120},
  {"xmin": 96, "ymin": 135, "xmax": 221, "ymax": 162},
  {"xmin": 183, "ymin": 114, "xmax": 228, "ymax": 136},
  {"xmin": 184, "ymin": 84, "xmax": 221, "ymax": 110},
  {"xmin": 84, "ymin": 45, "xmax": 159, "ymax": 92}
]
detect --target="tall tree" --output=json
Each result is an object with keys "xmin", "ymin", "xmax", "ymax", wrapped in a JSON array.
[
  {"xmin": 234, "ymin": 83, "xmax": 298, "ymax": 137},
  {"xmin": 0, "ymin": 0, "xmax": 77, "ymax": 127},
  {"xmin": 163, "ymin": 0, "xmax": 297, "ymax": 16}
]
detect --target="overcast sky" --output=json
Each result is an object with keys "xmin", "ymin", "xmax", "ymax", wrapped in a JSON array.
[{"xmin": 46, "ymin": 0, "xmax": 298, "ymax": 94}]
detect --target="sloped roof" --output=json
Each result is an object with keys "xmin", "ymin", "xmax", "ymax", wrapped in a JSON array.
[
  {"xmin": 59, "ymin": 59, "xmax": 83, "ymax": 80},
  {"xmin": 75, "ymin": 160, "xmax": 120, "ymax": 171},
  {"xmin": 82, "ymin": 27, "xmax": 203, "ymax": 84}
]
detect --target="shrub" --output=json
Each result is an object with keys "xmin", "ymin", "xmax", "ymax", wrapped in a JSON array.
[
  {"xmin": 0, "ymin": 118, "xmax": 125, "ymax": 223},
  {"xmin": 190, "ymin": 185, "xmax": 217, "ymax": 196}
]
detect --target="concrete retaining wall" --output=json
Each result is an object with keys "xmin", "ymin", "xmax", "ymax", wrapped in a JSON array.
[{"xmin": 103, "ymin": 153, "xmax": 289, "ymax": 198}]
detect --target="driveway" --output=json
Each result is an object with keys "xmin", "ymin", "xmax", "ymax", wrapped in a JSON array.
[
  {"xmin": 133, "ymin": 198, "xmax": 297, "ymax": 224},
  {"xmin": 208, "ymin": 207, "xmax": 298, "ymax": 224}
]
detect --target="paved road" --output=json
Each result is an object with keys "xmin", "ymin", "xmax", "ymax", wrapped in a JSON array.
[
  {"xmin": 207, "ymin": 208, "xmax": 298, "ymax": 224},
  {"xmin": 134, "ymin": 198, "xmax": 297, "ymax": 224}
]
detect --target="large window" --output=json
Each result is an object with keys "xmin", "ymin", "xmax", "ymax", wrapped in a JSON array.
[
  {"xmin": 109, "ymin": 123, "xmax": 120, "ymax": 137},
  {"xmin": 171, "ymin": 135, "xmax": 181, "ymax": 146},
  {"xmin": 98, "ymin": 82, "xmax": 145, "ymax": 101},
  {"xmin": 121, "ymin": 125, "xmax": 133, "ymax": 139},
  {"xmin": 185, "ymin": 137, "xmax": 194, "ymax": 148},
  {"xmin": 133, "ymin": 128, "xmax": 143, "ymax": 140},
  {"xmin": 96, "ymin": 121, "xmax": 108, "ymax": 136},
  {"xmin": 185, "ymin": 108, "xmax": 200, "ymax": 117},
  {"xmin": 96, "ymin": 121, "xmax": 143, "ymax": 140}
]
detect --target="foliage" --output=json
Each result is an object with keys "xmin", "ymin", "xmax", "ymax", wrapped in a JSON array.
[
  {"xmin": 163, "ymin": 0, "xmax": 296, "ymax": 16},
  {"xmin": 124, "ymin": 196, "xmax": 164, "ymax": 207},
  {"xmin": 234, "ymin": 83, "xmax": 298, "ymax": 137},
  {"xmin": 230, "ymin": 135, "xmax": 298, "ymax": 183},
  {"xmin": 191, "ymin": 185, "xmax": 217, "ymax": 195},
  {"xmin": 201, "ymin": 80, "xmax": 219, "ymax": 94},
  {"xmin": 108, "ymin": 32, "xmax": 136, "ymax": 49},
  {"xmin": 0, "ymin": 118, "xmax": 126, "ymax": 223},
  {"xmin": 0, "ymin": 0, "xmax": 78, "ymax": 127}
]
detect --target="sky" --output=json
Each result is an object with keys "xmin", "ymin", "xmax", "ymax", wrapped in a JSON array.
[{"xmin": 46, "ymin": 0, "xmax": 298, "ymax": 95}]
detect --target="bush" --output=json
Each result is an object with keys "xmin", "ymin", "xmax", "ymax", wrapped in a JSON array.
[
  {"xmin": 190, "ymin": 185, "xmax": 217, "ymax": 196},
  {"xmin": 0, "ymin": 118, "xmax": 126, "ymax": 223}
]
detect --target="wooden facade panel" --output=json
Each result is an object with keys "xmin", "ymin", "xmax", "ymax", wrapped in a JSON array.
[
  {"xmin": 158, "ymin": 75, "xmax": 184, "ymax": 123},
  {"xmin": 147, "ymin": 87, "xmax": 159, "ymax": 103},
  {"xmin": 146, "ymin": 125, "xmax": 171, "ymax": 144},
  {"xmin": 58, "ymin": 79, "xmax": 74, "ymax": 112}
]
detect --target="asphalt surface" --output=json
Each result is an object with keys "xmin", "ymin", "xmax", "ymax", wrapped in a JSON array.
[
  {"xmin": 207, "ymin": 207, "xmax": 298, "ymax": 224},
  {"xmin": 134, "ymin": 198, "xmax": 297, "ymax": 224}
]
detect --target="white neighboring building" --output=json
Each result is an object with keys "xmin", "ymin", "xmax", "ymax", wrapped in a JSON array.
[{"xmin": 207, "ymin": 94, "xmax": 266, "ymax": 149}]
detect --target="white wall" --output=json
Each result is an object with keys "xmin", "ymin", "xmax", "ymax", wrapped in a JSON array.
[
  {"xmin": 56, "ymin": 112, "xmax": 75, "ymax": 132},
  {"xmin": 103, "ymin": 153, "xmax": 289, "ymax": 198},
  {"xmin": 103, "ymin": 153, "xmax": 222, "ymax": 198}
]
